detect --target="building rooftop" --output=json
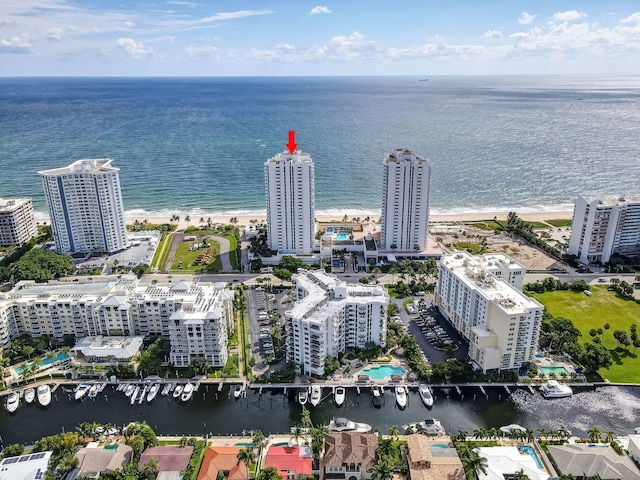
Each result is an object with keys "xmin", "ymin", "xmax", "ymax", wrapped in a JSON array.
[
  {"xmin": 385, "ymin": 148, "xmax": 429, "ymax": 164},
  {"xmin": 139, "ymin": 445, "xmax": 194, "ymax": 472},
  {"xmin": 198, "ymin": 447, "xmax": 249, "ymax": 480},
  {"xmin": 72, "ymin": 336, "xmax": 144, "ymax": 360},
  {"xmin": 478, "ymin": 446, "xmax": 549, "ymax": 480},
  {"xmin": 548, "ymin": 443, "xmax": 640, "ymax": 480},
  {"xmin": 38, "ymin": 158, "xmax": 119, "ymax": 176},
  {"xmin": 323, "ymin": 432, "xmax": 378, "ymax": 470},
  {"xmin": 406, "ymin": 435, "xmax": 465, "ymax": 480},
  {"xmin": 265, "ymin": 446, "xmax": 312, "ymax": 479},
  {"xmin": 265, "ymin": 151, "xmax": 313, "ymax": 165},
  {"xmin": 73, "ymin": 443, "xmax": 132, "ymax": 478},
  {"xmin": 0, "ymin": 197, "xmax": 32, "ymax": 213},
  {"xmin": 581, "ymin": 194, "xmax": 640, "ymax": 207},
  {"xmin": 0, "ymin": 451, "xmax": 52, "ymax": 480}
]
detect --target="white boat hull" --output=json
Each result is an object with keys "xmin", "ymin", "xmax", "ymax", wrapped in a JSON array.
[
  {"xmin": 181, "ymin": 384, "xmax": 194, "ymax": 402},
  {"xmin": 419, "ymin": 385, "xmax": 434, "ymax": 407},
  {"xmin": 310, "ymin": 387, "xmax": 322, "ymax": 406},
  {"xmin": 6, "ymin": 393, "xmax": 19, "ymax": 413},
  {"xmin": 37, "ymin": 385, "xmax": 52, "ymax": 407},
  {"xmin": 334, "ymin": 388, "xmax": 345, "ymax": 407},
  {"xmin": 395, "ymin": 387, "xmax": 407, "ymax": 409},
  {"xmin": 173, "ymin": 385, "xmax": 183, "ymax": 399},
  {"xmin": 24, "ymin": 388, "xmax": 35, "ymax": 404}
]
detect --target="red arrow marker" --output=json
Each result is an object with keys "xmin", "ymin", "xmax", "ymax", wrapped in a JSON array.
[{"xmin": 286, "ymin": 130, "xmax": 297, "ymax": 154}]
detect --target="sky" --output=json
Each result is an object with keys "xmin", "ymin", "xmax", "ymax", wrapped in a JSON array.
[{"xmin": 1, "ymin": 0, "xmax": 640, "ymax": 76}]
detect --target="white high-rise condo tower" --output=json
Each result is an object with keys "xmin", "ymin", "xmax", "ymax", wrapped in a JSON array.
[
  {"xmin": 0, "ymin": 197, "xmax": 37, "ymax": 247},
  {"xmin": 380, "ymin": 148, "xmax": 431, "ymax": 251},
  {"xmin": 568, "ymin": 194, "xmax": 640, "ymax": 264},
  {"xmin": 39, "ymin": 158, "xmax": 128, "ymax": 254},
  {"xmin": 264, "ymin": 150, "xmax": 315, "ymax": 254}
]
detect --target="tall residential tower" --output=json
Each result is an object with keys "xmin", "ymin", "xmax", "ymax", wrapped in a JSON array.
[
  {"xmin": 380, "ymin": 148, "xmax": 431, "ymax": 251},
  {"xmin": 0, "ymin": 197, "xmax": 37, "ymax": 247},
  {"xmin": 39, "ymin": 158, "xmax": 128, "ymax": 254},
  {"xmin": 264, "ymin": 150, "xmax": 315, "ymax": 254}
]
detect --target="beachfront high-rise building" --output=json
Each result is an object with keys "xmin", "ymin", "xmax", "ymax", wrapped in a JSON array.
[
  {"xmin": 39, "ymin": 158, "xmax": 128, "ymax": 255},
  {"xmin": 434, "ymin": 252, "xmax": 542, "ymax": 372},
  {"xmin": 285, "ymin": 270, "xmax": 388, "ymax": 376},
  {"xmin": 264, "ymin": 150, "xmax": 315, "ymax": 255},
  {"xmin": 0, "ymin": 276, "xmax": 234, "ymax": 367},
  {"xmin": 568, "ymin": 194, "xmax": 640, "ymax": 264},
  {"xmin": 0, "ymin": 197, "xmax": 37, "ymax": 247},
  {"xmin": 380, "ymin": 148, "xmax": 431, "ymax": 251}
]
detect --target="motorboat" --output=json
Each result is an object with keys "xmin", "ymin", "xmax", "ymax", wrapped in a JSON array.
[
  {"xmin": 418, "ymin": 384, "xmax": 433, "ymax": 407},
  {"xmin": 540, "ymin": 380, "xmax": 573, "ymax": 399},
  {"xmin": 173, "ymin": 385, "xmax": 183, "ymax": 399},
  {"xmin": 5, "ymin": 392, "xmax": 20, "ymax": 413},
  {"xmin": 328, "ymin": 417, "xmax": 372, "ymax": 433},
  {"xmin": 181, "ymin": 383, "xmax": 194, "ymax": 402},
  {"xmin": 334, "ymin": 387, "xmax": 345, "ymax": 407},
  {"xmin": 402, "ymin": 418, "xmax": 446, "ymax": 436},
  {"xmin": 37, "ymin": 384, "xmax": 52, "ymax": 407},
  {"xmin": 372, "ymin": 386, "xmax": 383, "ymax": 408},
  {"xmin": 146, "ymin": 384, "xmax": 160, "ymax": 403},
  {"xmin": 310, "ymin": 386, "xmax": 322, "ymax": 407},
  {"xmin": 298, "ymin": 388, "xmax": 308, "ymax": 406},
  {"xmin": 130, "ymin": 386, "xmax": 140, "ymax": 405},
  {"xmin": 74, "ymin": 383, "xmax": 90, "ymax": 401},
  {"xmin": 233, "ymin": 385, "xmax": 244, "ymax": 399},
  {"xmin": 161, "ymin": 383, "xmax": 172, "ymax": 396},
  {"xmin": 124, "ymin": 384, "xmax": 135, "ymax": 397},
  {"xmin": 24, "ymin": 388, "xmax": 35, "ymax": 404},
  {"xmin": 88, "ymin": 384, "xmax": 100, "ymax": 399},
  {"xmin": 138, "ymin": 384, "xmax": 147, "ymax": 404},
  {"xmin": 395, "ymin": 386, "xmax": 408, "ymax": 409}
]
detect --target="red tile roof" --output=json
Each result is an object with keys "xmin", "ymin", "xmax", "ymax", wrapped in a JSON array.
[
  {"xmin": 140, "ymin": 445, "xmax": 194, "ymax": 472},
  {"xmin": 265, "ymin": 446, "xmax": 313, "ymax": 479},
  {"xmin": 198, "ymin": 446, "xmax": 249, "ymax": 480}
]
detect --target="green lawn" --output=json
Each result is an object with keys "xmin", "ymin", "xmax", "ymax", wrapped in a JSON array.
[
  {"xmin": 171, "ymin": 239, "xmax": 220, "ymax": 271},
  {"xmin": 530, "ymin": 286, "xmax": 640, "ymax": 383},
  {"xmin": 524, "ymin": 221, "xmax": 550, "ymax": 229},
  {"xmin": 464, "ymin": 220, "xmax": 502, "ymax": 231},
  {"xmin": 545, "ymin": 219, "xmax": 572, "ymax": 228}
]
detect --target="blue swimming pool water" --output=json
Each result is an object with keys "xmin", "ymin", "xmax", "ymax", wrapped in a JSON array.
[
  {"xmin": 431, "ymin": 444, "xmax": 449, "ymax": 448},
  {"xmin": 15, "ymin": 352, "xmax": 70, "ymax": 375},
  {"xmin": 334, "ymin": 233, "xmax": 349, "ymax": 240},
  {"xmin": 518, "ymin": 445, "xmax": 544, "ymax": 470},
  {"xmin": 539, "ymin": 366, "xmax": 569, "ymax": 375},
  {"xmin": 361, "ymin": 365, "xmax": 405, "ymax": 379}
]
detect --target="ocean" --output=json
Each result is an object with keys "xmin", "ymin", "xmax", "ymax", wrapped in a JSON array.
[{"xmin": 1, "ymin": 75, "xmax": 639, "ymax": 219}]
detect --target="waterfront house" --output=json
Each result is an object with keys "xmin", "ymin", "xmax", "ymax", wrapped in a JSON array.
[
  {"xmin": 321, "ymin": 432, "xmax": 377, "ymax": 480},
  {"xmin": 547, "ymin": 444, "xmax": 640, "ymax": 480},
  {"xmin": 140, "ymin": 445, "xmax": 194, "ymax": 480},
  {"xmin": 405, "ymin": 435, "xmax": 465, "ymax": 480},
  {"xmin": 70, "ymin": 443, "xmax": 132, "ymax": 479},
  {"xmin": 198, "ymin": 446, "xmax": 249, "ymax": 480},
  {"xmin": 477, "ymin": 445, "xmax": 549, "ymax": 480},
  {"xmin": 0, "ymin": 450, "xmax": 52, "ymax": 480},
  {"xmin": 265, "ymin": 445, "xmax": 313, "ymax": 480}
]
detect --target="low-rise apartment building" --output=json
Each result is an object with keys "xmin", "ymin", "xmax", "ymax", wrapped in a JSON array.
[
  {"xmin": 285, "ymin": 270, "xmax": 388, "ymax": 376},
  {"xmin": 435, "ymin": 252, "xmax": 543, "ymax": 372}
]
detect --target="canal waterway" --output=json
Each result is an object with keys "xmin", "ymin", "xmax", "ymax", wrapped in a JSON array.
[{"xmin": 2, "ymin": 385, "xmax": 640, "ymax": 445}]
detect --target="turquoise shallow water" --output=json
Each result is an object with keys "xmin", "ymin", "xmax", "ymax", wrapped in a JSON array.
[
  {"xmin": 2, "ymin": 76, "xmax": 640, "ymax": 217},
  {"xmin": 361, "ymin": 365, "xmax": 405, "ymax": 379}
]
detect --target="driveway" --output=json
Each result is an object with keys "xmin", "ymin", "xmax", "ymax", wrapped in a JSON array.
[{"xmin": 209, "ymin": 235, "xmax": 233, "ymax": 272}]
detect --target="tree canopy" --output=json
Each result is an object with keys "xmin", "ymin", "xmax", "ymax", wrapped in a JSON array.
[{"xmin": 10, "ymin": 248, "xmax": 74, "ymax": 282}]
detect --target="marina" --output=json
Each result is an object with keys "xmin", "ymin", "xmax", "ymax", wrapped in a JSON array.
[{"xmin": 3, "ymin": 381, "xmax": 640, "ymax": 446}]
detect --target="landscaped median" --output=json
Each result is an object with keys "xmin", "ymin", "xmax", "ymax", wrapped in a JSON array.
[{"xmin": 530, "ymin": 285, "xmax": 640, "ymax": 383}]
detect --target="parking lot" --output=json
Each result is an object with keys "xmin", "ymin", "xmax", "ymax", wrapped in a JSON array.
[
  {"xmin": 245, "ymin": 287, "xmax": 288, "ymax": 371},
  {"xmin": 391, "ymin": 294, "xmax": 469, "ymax": 364}
]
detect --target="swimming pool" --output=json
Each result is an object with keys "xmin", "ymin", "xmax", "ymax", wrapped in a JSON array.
[
  {"xmin": 334, "ymin": 233, "xmax": 349, "ymax": 241},
  {"xmin": 15, "ymin": 352, "xmax": 70, "ymax": 375},
  {"xmin": 431, "ymin": 444, "xmax": 449, "ymax": 449},
  {"xmin": 518, "ymin": 445, "xmax": 544, "ymax": 470},
  {"xmin": 361, "ymin": 365, "xmax": 405, "ymax": 379},
  {"xmin": 539, "ymin": 366, "xmax": 569, "ymax": 375}
]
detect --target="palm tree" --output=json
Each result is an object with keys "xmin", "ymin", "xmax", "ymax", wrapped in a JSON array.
[
  {"xmin": 310, "ymin": 425, "xmax": 329, "ymax": 470},
  {"xmin": 453, "ymin": 430, "xmax": 468, "ymax": 444},
  {"xmin": 559, "ymin": 474, "xmax": 575, "ymax": 480},
  {"xmin": 604, "ymin": 431, "xmax": 615, "ymax": 443},
  {"xmin": 140, "ymin": 458, "xmax": 159, "ymax": 480},
  {"xmin": 404, "ymin": 425, "xmax": 415, "ymax": 435},
  {"xmin": 473, "ymin": 427, "xmax": 487, "ymax": 440},
  {"xmin": 587, "ymin": 426, "xmax": 602, "ymax": 443},
  {"xmin": 488, "ymin": 427, "xmax": 500, "ymax": 440},
  {"xmin": 558, "ymin": 426, "xmax": 570, "ymax": 440},
  {"xmin": 388, "ymin": 425, "xmax": 400, "ymax": 440},
  {"xmin": 371, "ymin": 458, "xmax": 393, "ymax": 480},
  {"xmin": 513, "ymin": 469, "xmax": 531, "ymax": 480},
  {"xmin": 462, "ymin": 449, "xmax": 488, "ymax": 480},
  {"xmin": 290, "ymin": 425, "xmax": 305, "ymax": 446},
  {"xmin": 523, "ymin": 429, "xmax": 535, "ymax": 443},
  {"xmin": 377, "ymin": 438, "xmax": 394, "ymax": 460},
  {"xmin": 237, "ymin": 447, "xmax": 256, "ymax": 478},
  {"xmin": 536, "ymin": 428, "xmax": 547, "ymax": 440}
]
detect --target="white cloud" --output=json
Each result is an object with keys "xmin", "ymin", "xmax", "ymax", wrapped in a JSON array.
[
  {"xmin": 0, "ymin": 35, "xmax": 31, "ymax": 53},
  {"xmin": 47, "ymin": 27, "xmax": 62, "ymax": 41},
  {"xmin": 116, "ymin": 37, "xmax": 156, "ymax": 59},
  {"xmin": 519, "ymin": 12, "xmax": 537, "ymax": 25},
  {"xmin": 552, "ymin": 10, "xmax": 587, "ymax": 22},
  {"xmin": 183, "ymin": 44, "xmax": 218, "ymax": 59},
  {"xmin": 310, "ymin": 6, "xmax": 331, "ymax": 15},
  {"xmin": 621, "ymin": 12, "xmax": 640, "ymax": 24},
  {"xmin": 167, "ymin": 1, "xmax": 200, "ymax": 6},
  {"xmin": 482, "ymin": 30, "xmax": 503, "ymax": 39}
]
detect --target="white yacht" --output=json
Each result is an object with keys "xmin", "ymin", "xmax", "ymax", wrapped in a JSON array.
[
  {"xmin": 24, "ymin": 388, "xmax": 35, "ymax": 404},
  {"xmin": 5, "ymin": 392, "xmax": 20, "ymax": 413},
  {"xmin": 74, "ymin": 383, "xmax": 90, "ymax": 401},
  {"xmin": 418, "ymin": 384, "xmax": 433, "ymax": 407},
  {"xmin": 37, "ymin": 384, "xmax": 52, "ymax": 407},
  {"xmin": 402, "ymin": 418, "xmax": 446, "ymax": 436},
  {"xmin": 130, "ymin": 386, "xmax": 140, "ymax": 405},
  {"xmin": 146, "ymin": 384, "xmax": 160, "ymax": 403},
  {"xmin": 328, "ymin": 417, "xmax": 372, "ymax": 433},
  {"xmin": 233, "ymin": 385, "xmax": 244, "ymax": 399},
  {"xmin": 181, "ymin": 383, "xmax": 194, "ymax": 402},
  {"xmin": 161, "ymin": 383, "xmax": 172, "ymax": 396},
  {"xmin": 395, "ymin": 386, "xmax": 408, "ymax": 409},
  {"xmin": 334, "ymin": 387, "xmax": 345, "ymax": 407},
  {"xmin": 298, "ymin": 389, "xmax": 308, "ymax": 406},
  {"xmin": 173, "ymin": 385, "xmax": 183, "ymax": 399},
  {"xmin": 310, "ymin": 386, "xmax": 322, "ymax": 407},
  {"xmin": 540, "ymin": 380, "xmax": 573, "ymax": 398},
  {"xmin": 88, "ymin": 384, "xmax": 99, "ymax": 399},
  {"xmin": 124, "ymin": 384, "xmax": 135, "ymax": 397}
]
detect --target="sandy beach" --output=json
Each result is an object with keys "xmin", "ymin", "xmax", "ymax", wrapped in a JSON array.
[{"xmin": 121, "ymin": 210, "xmax": 573, "ymax": 231}]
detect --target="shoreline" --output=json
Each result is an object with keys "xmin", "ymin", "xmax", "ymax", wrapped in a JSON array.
[{"xmin": 34, "ymin": 210, "xmax": 573, "ymax": 232}]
